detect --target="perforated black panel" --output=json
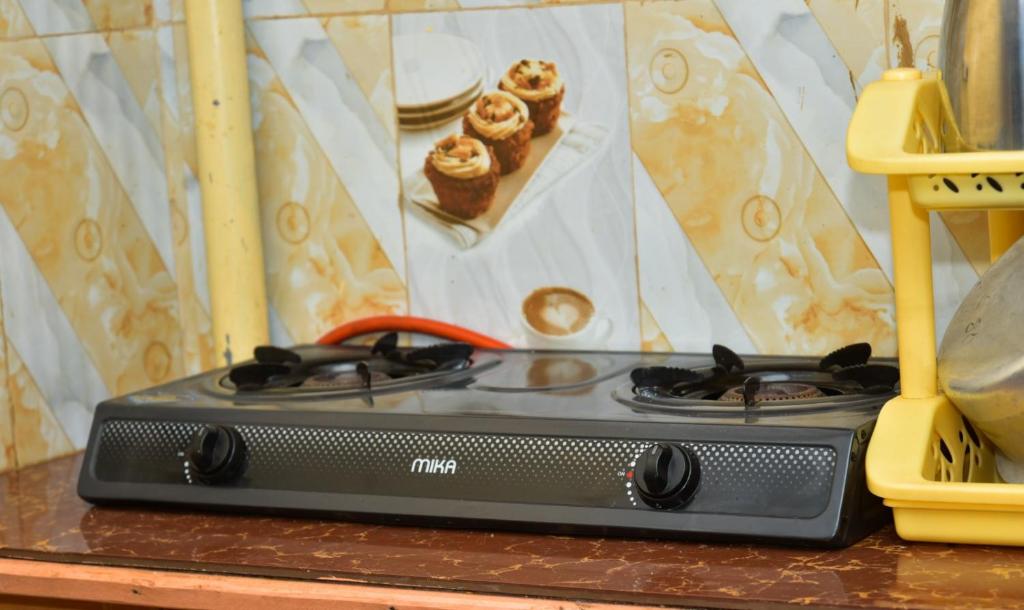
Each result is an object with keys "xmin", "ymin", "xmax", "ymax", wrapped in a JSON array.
[{"xmin": 94, "ymin": 419, "xmax": 837, "ymax": 518}]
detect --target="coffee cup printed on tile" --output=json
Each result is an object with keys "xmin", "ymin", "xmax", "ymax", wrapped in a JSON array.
[{"xmin": 521, "ymin": 286, "xmax": 612, "ymax": 349}]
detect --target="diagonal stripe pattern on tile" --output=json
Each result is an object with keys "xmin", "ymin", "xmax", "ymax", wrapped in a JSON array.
[
  {"xmin": 626, "ymin": 0, "xmax": 896, "ymax": 355},
  {"xmin": 247, "ymin": 21, "xmax": 407, "ymax": 343}
]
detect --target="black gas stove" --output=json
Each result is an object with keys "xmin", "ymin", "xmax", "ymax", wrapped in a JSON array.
[{"xmin": 78, "ymin": 337, "xmax": 895, "ymax": 547}]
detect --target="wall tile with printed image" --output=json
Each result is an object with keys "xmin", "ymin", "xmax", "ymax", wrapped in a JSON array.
[{"xmin": 394, "ymin": 3, "xmax": 640, "ymax": 350}]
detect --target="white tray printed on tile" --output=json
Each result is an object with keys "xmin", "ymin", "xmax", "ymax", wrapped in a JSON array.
[{"xmin": 405, "ymin": 116, "xmax": 608, "ymax": 248}]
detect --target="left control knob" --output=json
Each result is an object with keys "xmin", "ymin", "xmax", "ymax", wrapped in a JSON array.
[{"xmin": 186, "ymin": 425, "xmax": 247, "ymax": 484}]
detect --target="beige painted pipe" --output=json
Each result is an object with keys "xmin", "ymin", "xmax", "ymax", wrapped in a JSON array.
[{"xmin": 185, "ymin": 0, "xmax": 269, "ymax": 366}]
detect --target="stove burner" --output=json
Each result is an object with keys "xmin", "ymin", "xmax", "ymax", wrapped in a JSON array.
[
  {"xmin": 625, "ymin": 342, "xmax": 898, "ymax": 416},
  {"xmin": 300, "ymin": 364, "xmax": 392, "ymax": 390},
  {"xmin": 223, "ymin": 333, "xmax": 475, "ymax": 400},
  {"xmin": 719, "ymin": 382, "xmax": 825, "ymax": 403}
]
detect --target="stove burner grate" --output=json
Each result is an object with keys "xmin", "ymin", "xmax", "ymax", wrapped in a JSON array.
[
  {"xmin": 222, "ymin": 333, "xmax": 475, "ymax": 401},
  {"xmin": 626, "ymin": 342, "xmax": 899, "ymax": 416}
]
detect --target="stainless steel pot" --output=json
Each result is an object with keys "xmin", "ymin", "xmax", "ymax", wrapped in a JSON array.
[
  {"xmin": 939, "ymin": 236, "xmax": 1024, "ymax": 463},
  {"xmin": 941, "ymin": 0, "xmax": 1024, "ymax": 150}
]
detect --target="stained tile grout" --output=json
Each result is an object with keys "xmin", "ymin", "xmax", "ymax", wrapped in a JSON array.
[
  {"xmin": 0, "ymin": 265, "xmax": 16, "ymax": 470},
  {"xmin": 383, "ymin": 13, "xmax": 415, "ymax": 320},
  {"xmin": 618, "ymin": 1, "xmax": 648, "ymax": 352}
]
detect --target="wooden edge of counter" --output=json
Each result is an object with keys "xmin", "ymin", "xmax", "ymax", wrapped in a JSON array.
[{"xmin": 0, "ymin": 558, "xmax": 664, "ymax": 610}]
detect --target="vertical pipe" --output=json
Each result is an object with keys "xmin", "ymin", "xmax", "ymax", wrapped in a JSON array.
[
  {"xmin": 987, "ymin": 210, "xmax": 1024, "ymax": 262},
  {"xmin": 185, "ymin": 0, "xmax": 269, "ymax": 366},
  {"xmin": 888, "ymin": 176, "xmax": 937, "ymax": 399}
]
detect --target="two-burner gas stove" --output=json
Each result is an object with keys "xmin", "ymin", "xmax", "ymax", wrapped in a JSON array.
[{"xmin": 78, "ymin": 337, "xmax": 896, "ymax": 547}]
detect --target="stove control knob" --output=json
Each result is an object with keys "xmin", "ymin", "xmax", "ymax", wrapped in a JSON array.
[
  {"xmin": 634, "ymin": 443, "xmax": 700, "ymax": 509},
  {"xmin": 186, "ymin": 425, "xmax": 247, "ymax": 485}
]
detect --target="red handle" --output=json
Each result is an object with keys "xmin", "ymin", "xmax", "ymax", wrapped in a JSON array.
[{"xmin": 316, "ymin": 316, "xmax": 511, "ymax": 349}]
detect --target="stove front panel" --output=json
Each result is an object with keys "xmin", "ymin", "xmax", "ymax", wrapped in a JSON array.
[{"xmin": 90, "ymin": 417, "xmax": 839, "ymax": 520}]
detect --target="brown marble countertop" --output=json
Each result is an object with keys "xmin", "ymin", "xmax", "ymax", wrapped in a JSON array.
[{"xmin": 2, "ymin": 454, "xmax": 1024, "ymax": 610}]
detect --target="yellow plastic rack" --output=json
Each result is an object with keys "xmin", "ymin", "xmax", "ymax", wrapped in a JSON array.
[{"xmin": 848, "ymin": 68, "xmax": 1024, "ymax": 546}]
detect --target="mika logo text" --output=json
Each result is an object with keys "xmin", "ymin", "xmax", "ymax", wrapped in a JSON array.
[{"xmin": 411, "ymin": 458, "xmax": 457, "ymax": 474}]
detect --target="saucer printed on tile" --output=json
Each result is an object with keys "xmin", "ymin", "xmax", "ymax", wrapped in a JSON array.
[
  {"xmin": 394, "ymin": 33, "xmax": 485, "ymax": 110},
  {"xmin": 398, "ymin": 79, "xmax": 482, "ymax": 117},
  {"xmin": 399, "ymin": 82, "xmax": 482, "ymax": 131},
  {"xmin": 399, "ymin": 80, "xmax": 482, "ymax": 119}
]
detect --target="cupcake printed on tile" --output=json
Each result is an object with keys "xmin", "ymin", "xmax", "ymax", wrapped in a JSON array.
[
  {"xmin": 394, "ymin": 29, "xmax": 576, "ymax": 242},
  {"xmin": 499, "ymin": 59, "xmax": 565, "ymax": 136},
  {"xmin": 393, "ymin": 10, "xmax": 610, "ymax": 250},
  {"xmin": 424, "ymin": 134, "xmax": 501, "ymax": 219},
  {"xmin": 463, "ymin": 91, "xmax": 533, "ymax": 174}
]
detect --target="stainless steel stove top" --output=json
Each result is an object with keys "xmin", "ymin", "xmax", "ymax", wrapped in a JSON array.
[{"xmin": 78, "ymin": 338, "xmax": 895, "ymax": 547}]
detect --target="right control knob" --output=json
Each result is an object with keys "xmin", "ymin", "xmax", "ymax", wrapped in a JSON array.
[{"xmin": 634, "ymin": 443, "xmax": 700, "ymax": 509}]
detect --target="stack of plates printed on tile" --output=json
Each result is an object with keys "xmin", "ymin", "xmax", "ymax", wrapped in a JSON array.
[{"xmin": 394, "ymin": 34, "xmax": 486, "ymax": 131}]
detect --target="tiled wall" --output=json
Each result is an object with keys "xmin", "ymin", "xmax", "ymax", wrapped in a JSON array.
[{"xmin": 0, "ymin": 0, "xmax": 979, "ymax": 470}]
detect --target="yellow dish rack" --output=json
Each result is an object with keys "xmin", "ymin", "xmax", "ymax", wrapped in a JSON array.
[{"xmin": 848, "ymin": 67, "xmax": 1024, "ymax": 546}]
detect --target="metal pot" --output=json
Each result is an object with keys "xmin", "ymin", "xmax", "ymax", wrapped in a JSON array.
[
  {"xmin": 939, "ymin": 236, "xmax": 1024, "ymax": 463},
  {"xmin": 941, "ymin": 0, "xmax": 1024, "ymax": 150},
  {"xmin": 938, "ymin": 0, "xmax": 1024, "ymax": 475}
]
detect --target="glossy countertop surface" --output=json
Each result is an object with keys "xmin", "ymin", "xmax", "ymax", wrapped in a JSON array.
[{"xmin": 3, "ymin": 454, "xmax": 1024, "ymax": 609}]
